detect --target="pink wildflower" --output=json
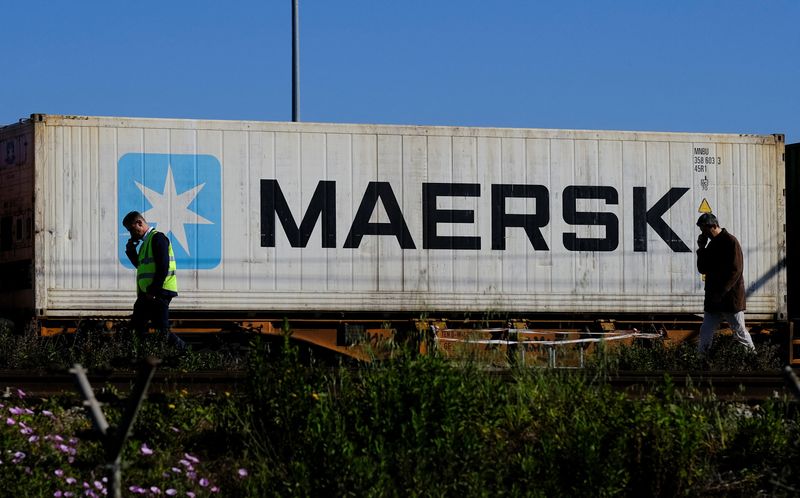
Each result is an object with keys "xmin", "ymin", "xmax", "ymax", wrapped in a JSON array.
[
  {"xmin": 210, "ymin": 486, "xmax": 219, "ymax": 493},
  {"xmin": 184, "ymin": 453, "xmax": 200, "ymax": 464},
  {"xmin": 55, "ymin": 469, "xmax": 64, "ymax": 477},
  {"xmin": 29, "ymin": 435, "xmax": 39, "ymax": 443},
  {"xmin": 237, "ymin": 468, "xmax": 248, "ymax": 478},
  {"xmin": 10, "ymin": 407, "xmax": 24, "ymax": 415},
  {"xmin": 6, "ymin": 417, "xmax": 15, "ymax": 425},
  {"xmin": 140, "ymin": 443, "xmax": 154, "ymax": 456},
  {"xmin": 54, "ymin": 492, "xmax": 63, "ymax": 497},
  {"xmin": 94, "ymin": 481, "xmax": 103, "ymax": 490},
  {"xmin": 199, "ymin": 478, "xmax": 209, "ymax": 487},
  {"xmin": 16, "ymin": 388, "xmax": 26, "ymax": 398},
  {"xmin": 166, "ymin": 490, "xmax": 177, "ymax": 496},
  {"xmin": 149, "ymin": 486, "xmax": 161, "ymax": 494},
  {"xmin": 42, "ymin": 410, "xmax": 54, "ymax": 417},
  {"xmin": 171, "ymin": 467, "xmax": 182, "ymax": 474},
  {"xmin": 66, "ymin": 477, "xmax": 77, "ymax": 485}
]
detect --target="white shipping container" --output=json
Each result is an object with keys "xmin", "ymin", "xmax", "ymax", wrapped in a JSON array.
[{"xmin": 0, "ymin": 115, "xmax": 787, "ymax": 320}]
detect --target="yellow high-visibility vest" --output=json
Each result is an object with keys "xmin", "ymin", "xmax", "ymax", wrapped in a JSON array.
[{"xmin": 136, "ymin": 229, "xmax": 178, "ymax": 293}]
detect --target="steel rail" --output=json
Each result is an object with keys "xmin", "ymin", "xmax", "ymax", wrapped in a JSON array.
[
  {"xmin": 0, "ymin": 370, "xmax": 248, "ymax": 397},
  {"xmin": 1, "ymin": 369, "xmax": 797, "ymax": 401}
]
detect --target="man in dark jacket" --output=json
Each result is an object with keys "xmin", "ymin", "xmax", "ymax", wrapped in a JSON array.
[
  {"xmin": 695, "ymin": 213, "xmax": 754, "ymax": 352},
  {"xmin": 123, "ymin": 211, "xmax": 186, "ymax": 351}
]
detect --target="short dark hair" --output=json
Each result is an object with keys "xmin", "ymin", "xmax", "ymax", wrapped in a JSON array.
[
  {"xmin": 123, "ymin": 211, "xmax": 145, "ymax": 228},
  {"xmin": 696, "ymin": 213, "xmax": 719, "ymax": 228}
]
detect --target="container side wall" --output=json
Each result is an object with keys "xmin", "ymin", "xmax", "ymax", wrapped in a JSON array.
[
  {"xmin": 28, "ymin": 115, "xmax": 785, "ymax": 319},
  {"xmin": 0, "ymin": 121, "xmax": 35, "ymax": 315}
]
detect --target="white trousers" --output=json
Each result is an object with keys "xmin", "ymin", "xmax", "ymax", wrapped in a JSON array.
[{"xmin": 698, "ymin": 311, "xmax": 755, "ymax": 352}]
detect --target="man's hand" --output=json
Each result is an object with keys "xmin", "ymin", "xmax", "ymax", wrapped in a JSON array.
[
  {"xmin": 126, "ymin": 238, "xmax": 138, "ymax": 252},
  {"xmin": 697, "ymin": 234, "xmax": 708, "ymax": 249}
]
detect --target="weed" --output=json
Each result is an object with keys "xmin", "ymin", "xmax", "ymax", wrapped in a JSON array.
[
  {"xmin": 2, "ymin": 350, "xmax": 800, "ymax": 496},
  {"xmin": 587, "ymin": 334, "xmax": 781, "ymax": 372}
]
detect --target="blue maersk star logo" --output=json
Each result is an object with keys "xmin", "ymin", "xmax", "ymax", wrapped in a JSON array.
[
  {"xmin": 118, "ymin": 153, "xmax": 222, "ymax": 270},
  {"xmin": 135, "ymin": 165, "xmax": 213, "ymax": 253}
]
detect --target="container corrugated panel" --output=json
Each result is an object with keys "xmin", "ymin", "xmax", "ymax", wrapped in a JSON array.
[
  {"xmin": 0, "ymin": 120, "xmax": 35, "ymax": 309},
  {"xmin": 5, "ymin": 115, "xmax": 786, "ymax": 319}
]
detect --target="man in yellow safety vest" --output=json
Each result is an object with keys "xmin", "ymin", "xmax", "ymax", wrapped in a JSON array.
[{"xmin": 123, "ymin": 211, "xmax": 186, "ymax": 351}]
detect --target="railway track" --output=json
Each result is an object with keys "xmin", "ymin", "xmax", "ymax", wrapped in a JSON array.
[
  {"xmin": 0, "ymin": 369, "xmax": 249, "ymax": 397},
  {"xmin": 606, "ymin": 371, "xmax": 800, "ymax": 401},
  {"xmin": 2, "ymin": 368, "xmax": 799, "ymax": 401}
]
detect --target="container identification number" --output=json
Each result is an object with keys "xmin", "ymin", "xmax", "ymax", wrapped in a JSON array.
[{"xmin": 693, "ymin": 147, "xmax": 721, "ymax": 173}]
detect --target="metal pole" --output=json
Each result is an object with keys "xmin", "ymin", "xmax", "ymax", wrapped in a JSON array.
[
  {"xmin": 69, "ymin": 364, "xmax": 109, "ymax": 435},
  {"xmin": 783, "ymin": 365, "xmax": 800, "ymax": 400},
  {"xmin": 71, "ymin": 358, "xmax": 161, "ymax": 498},
  {"xmin": 292, "ymin": 0, "xmax": 300, "ymax": 122}
]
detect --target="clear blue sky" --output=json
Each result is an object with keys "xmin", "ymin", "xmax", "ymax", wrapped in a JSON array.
[{"xmin": 3, "ymin": 1, "xmax": 798, "ymax": 143}]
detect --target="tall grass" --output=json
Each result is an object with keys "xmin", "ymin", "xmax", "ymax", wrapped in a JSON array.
[
  {"xmin": 1, "ymin": 342, "xmax": 799, "ymax": 496},
  {"xmin": 239, "ymin": 338, "xmax": 800, "ymax": 497},
  {"xmin": 1, "ymin": 324, "xmax": 798, "ymax": 496},
  {"xmin": 0, "ymin": 323, "xmax": 245, "ymax": 371},
  {"xmin": 587, "ymin": 334, "xmax": 782, "ymax": 372}
]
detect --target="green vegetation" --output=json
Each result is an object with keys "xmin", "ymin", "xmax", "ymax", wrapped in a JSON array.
[
  {"xmin": 1, "ymin": 335, "xmax": 799, "ymax": 496},
  {"xmin": 0, "ymin": 318, "xmax": 784, "ymax": 373},
  {"xmin": 0, "ymin": 321, "xmax": 796, "ymax": 495},
  {"xmin": 0, "ymin": 323, "xmax": 246, "ymax": 371},
  {"xmin": 240, "ymin": 338, "xmax": 798, "ymax": 496},
  {"xmin": 587, "ymin": 334, "xmax": 783, "ymax": 372}
]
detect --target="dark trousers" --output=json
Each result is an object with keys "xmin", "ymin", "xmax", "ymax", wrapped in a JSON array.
[
  {"xmin": 131, "ymin": 294, "xmax": 186, "ymax": 349},
  {"xmin": 132, "ymin": 294, "xmax": 171, "ymax": 333}
]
